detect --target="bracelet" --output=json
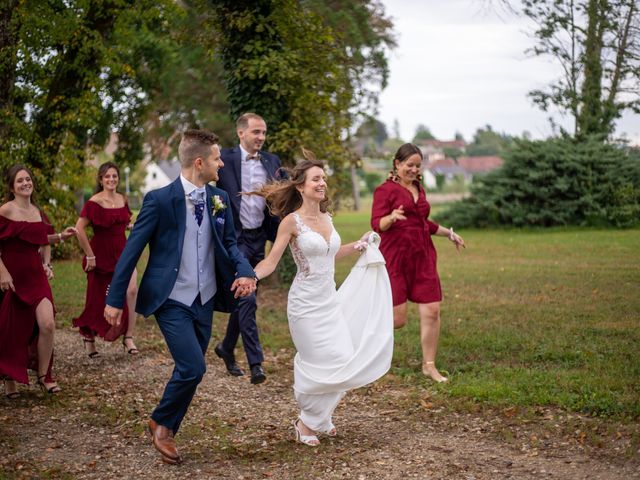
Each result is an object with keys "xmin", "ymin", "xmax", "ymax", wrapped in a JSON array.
[
  {"xmin": 58, "ymin": 232, "xmax": 64, "ymax": 243},
  {"xmin": 86, "ymin": 256, "xmax": 96, "ymax": 261},
  {"xmin": 448, "ymin": 227, "xmax": 456, "ymax": 241}
]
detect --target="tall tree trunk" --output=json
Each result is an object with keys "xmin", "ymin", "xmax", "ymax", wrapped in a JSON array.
[{"xmin": 577, "ymin": 0, "xmax": 607, "ymax": 138}]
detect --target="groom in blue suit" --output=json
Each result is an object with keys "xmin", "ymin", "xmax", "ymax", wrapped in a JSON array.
[
  {"xmin": 214, "ymin": 113, "xmax": 283, "ymax": 385},
  {"xmin": 104, "ymin": 129, "xmax": 256, "ymax": 464}
]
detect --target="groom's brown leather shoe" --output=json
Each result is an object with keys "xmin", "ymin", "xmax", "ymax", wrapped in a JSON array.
[{"xmin": 148, "ymin": 419, "xmax": 182, "ymax": 464}]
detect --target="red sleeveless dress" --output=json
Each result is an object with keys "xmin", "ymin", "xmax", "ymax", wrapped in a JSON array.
[
  {"xmin": 72, "ymin": 201, "xmax": 131, "ymax": 341},
  {"xmin": 0, "ymin": 215, "xmax": 55, "ymax": 384}
]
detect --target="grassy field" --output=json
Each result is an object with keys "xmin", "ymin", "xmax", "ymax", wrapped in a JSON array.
[{"xmin": 50, "ymin": 211, "xmax": 640, "ymax": 420}]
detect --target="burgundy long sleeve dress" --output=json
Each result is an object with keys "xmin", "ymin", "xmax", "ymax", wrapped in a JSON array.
[
  {"xmin": 72, "ymin": 201, "xmax": 131, "ymax": 341},
  {"xmin": 371, "ymin": 179, "xmax": 442, "ymax": 306},
  {"xmin": 0, "ymin": 215, "xmax": 55, "ymax": 384}
]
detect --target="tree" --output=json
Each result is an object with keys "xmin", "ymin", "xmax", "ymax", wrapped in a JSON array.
[
  {"xmin": 412, "ymin": 124, "xmax": 436, "ymax": 142},
  {"xmin": 466, "ymin": 125, "xmax": 513, "ymax": 156},
  {"xmin": 210, "ymin": 0, "xmax": 394, "ymax": 195},
  {"xmin": 517, "ymin": 0, "xmax": 640, "ymax": 139},
  {"xmin": 437, "ymin": 136, "xmax": 640, "ymax": 228},
  {"xmin": 0, "ymin": 0, "xmax": 182, "ymax": 240}
]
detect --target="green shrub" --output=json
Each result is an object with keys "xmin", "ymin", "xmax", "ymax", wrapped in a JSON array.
[{"xmin": 436, "ymin": 137, "xmax": 640, "ymax": 228}]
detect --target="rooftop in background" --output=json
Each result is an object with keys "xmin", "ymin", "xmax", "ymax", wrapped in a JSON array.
[{"xmin": 458, "ymin": 156, "xmax": 503, "ymax": 174}]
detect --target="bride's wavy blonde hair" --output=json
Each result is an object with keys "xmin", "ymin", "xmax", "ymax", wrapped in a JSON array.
[{"xmin": 244, "ymin": 148, "xmax": 331, "ymax": 219}]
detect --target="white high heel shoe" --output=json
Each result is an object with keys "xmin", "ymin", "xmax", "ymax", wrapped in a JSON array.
[
  {"xmin": 293, "ymin": 419, "xmax": 320, "ymax": 446},
  {"xmin": 321, "ymin": 423, "xmax": 337, "ymax": 437}
]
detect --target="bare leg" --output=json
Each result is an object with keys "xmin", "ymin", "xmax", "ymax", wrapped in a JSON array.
[
  {"xmin": 418, "ymin": 302, "xmax": 447, "ymax": 383},
  {"xmin": 393, "ymin": 302, "xmax": 408, "ymax": 329},
  {"xmin": 36, "ymin": 298, "xmax": 60, "ymax": 391},
  {"xmin": 123, "ymin": 269, "xmax": 139, "ymax": 353}
]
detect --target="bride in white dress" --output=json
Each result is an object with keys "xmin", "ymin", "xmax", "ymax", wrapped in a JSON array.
[{"xmin": 252, "ymin": 158, "xmax": 394, "ymax": 446}]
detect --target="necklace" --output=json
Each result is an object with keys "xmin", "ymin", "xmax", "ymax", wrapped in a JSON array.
[{"xmin": 300, "ymin": 212, "xmax": 319, "ymax": 222}]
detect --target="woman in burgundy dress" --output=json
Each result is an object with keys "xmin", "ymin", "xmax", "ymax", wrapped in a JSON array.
[
  {"xmin": 73, "ymin": 162, "xmax": 138, "ymax": 357},
  {"xmin": 0, "ymin": 165, "xmax": 77, "ymax": 397},
  {"xmin": 371, "ymin": 144, "xmax": 465, "ymax": 383}
]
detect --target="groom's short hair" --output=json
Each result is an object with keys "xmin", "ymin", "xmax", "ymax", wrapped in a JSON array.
[{"xmin": 179, "ymin": 129, "xmax": 219, "ymax": 167}]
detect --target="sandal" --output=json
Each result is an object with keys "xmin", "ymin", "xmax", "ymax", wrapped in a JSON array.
[
  {"xmin": 422, "ymin": 361, "xmax": 448, "ymax": 383},
  {"xmin": 321, "ymin": 423, "xmax": 337, "ymax": 437},
  {"xmin": 122, "ymin": 336, "xmax": 139, "ymax": 355},
  {"xmin": 293, "ymin": 419, "xmax": 319, "ymax": 446},
  {"xmin": 3, "ymin": 380, "xmax": 20, "ymax": 399},
  {"xmin": 82, "ymin": 337, "xmax": 100, "ymax": 358},
  {"xmin": 37, "ymin": 375, "xmax": 61, "ymax": 394}
]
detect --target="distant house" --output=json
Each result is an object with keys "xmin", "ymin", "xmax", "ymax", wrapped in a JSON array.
[
  {"xmin": 142, "ymin": 159, "xmax": 181, "ymax": 194},
  {"xmin": 422, "ymin": 169, "xmax": 437, "ymax": 189},
  {"xmin": 418, "ymin": 139, "xmax": 467, "ymax": 165},
  {"xmin": 428, "ymin": 157, "xmax": 467, "ymax": 180},
  {"xmin": 457, "ymin": 156, "xmax": 503, "ymax": 175},
  {"xmin": 427, "ymin": 155, "xmax": 503, "ymax": 183}
]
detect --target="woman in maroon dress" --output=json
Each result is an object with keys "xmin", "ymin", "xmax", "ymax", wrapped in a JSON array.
[
  {"xmin": 0, "ymin": 165, "xmax": 77, "ymax": 397},
  {"xmin": 73, "ymin": 162, "xmax": 138, "ymax": 357},
  {"xmin": 371, "ymin": 144, "xmax": 465, "ymax": 383}
]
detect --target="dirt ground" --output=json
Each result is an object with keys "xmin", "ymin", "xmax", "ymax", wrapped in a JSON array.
[{"xmin": 1, "ymin": 323, "xmax": 638, "ymax": 480}]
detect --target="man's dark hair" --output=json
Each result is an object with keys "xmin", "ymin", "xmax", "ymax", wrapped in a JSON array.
[{"xmin": 178, "ymin": 129, "xmax": 219, "ymax": 167}]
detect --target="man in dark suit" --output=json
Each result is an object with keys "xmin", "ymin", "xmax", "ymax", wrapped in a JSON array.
[
  {"xmin": 214, "ymin": 113, "xmax": 283, "ymax": 385},
  {"xmin": 104, "ymin": 129, "xmax": 256, "ymax": 464}
]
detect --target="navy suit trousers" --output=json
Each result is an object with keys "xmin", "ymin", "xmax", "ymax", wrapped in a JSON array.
[
  {"xmin": 221, "ymin": 228, "xmax": 265, "ymax": 366},
  {"xmin": 151, "ymin": 295, "xmax": 215, "ymax": 434}
]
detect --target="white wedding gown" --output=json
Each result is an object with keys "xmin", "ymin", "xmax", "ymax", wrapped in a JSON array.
[{"xmin": 287, "ymin": 213, "xmax": 394, "ymax": 432}]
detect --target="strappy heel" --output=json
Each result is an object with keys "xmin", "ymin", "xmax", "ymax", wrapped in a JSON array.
[
  {"xmin": 293, "ymin": 419, "xmax": 319, "ymax": 446},
  {"xmin": 37, "ymin": 375, "xmax": 61, "ymax": 394},
  {"xmin": 422, "ymin": 360, "xmax": 448, "ymax": 383},
  {"xmin": 321, "ymin": 423, "xmax": 337, "ymax": 437},
  {"xmin": 3, "ymin": 379, "xmax": 20, "ymax": 399},
  {"xmin": 122, "ymin": 336, "xmax": 139, "ymax": 355},
  {"xmin": 82, "ymin": 337, "xmax": 100, "ymax": 358}
]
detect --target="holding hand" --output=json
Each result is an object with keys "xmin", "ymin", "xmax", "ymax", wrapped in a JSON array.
[
  {"xmin": 61, "ymin": 226, "xmax": 78, "ymax": 240},
  {"xmin": 354, "ymin": 230, "xmax": 373, "ymax": 252},
  {"xmin": 231, "ymin": 277, "xmax": 257, "ymax": 298}
]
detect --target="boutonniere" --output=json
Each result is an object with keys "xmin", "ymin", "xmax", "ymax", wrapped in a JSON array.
[{"xmin": 211, "ymin": 195, "xmax": 226, "ymax": 215}]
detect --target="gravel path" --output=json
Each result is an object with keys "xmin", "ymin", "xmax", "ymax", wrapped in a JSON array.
[{"xmin": 1, "ymin": 323, "xmax": 638, "ymax": 479}]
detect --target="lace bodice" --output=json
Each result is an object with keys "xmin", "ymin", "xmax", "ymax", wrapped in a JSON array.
[{"xmin": 289, "ymin": 212, "xmax": 341, "ymax": 282}]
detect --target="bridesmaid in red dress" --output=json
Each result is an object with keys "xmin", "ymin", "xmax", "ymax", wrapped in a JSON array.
[
  {"xmin": 0, "ymin": 165, "xmax": 77, "ymax": 397},
  {"xmin": 73, "ymin": 162, "xmax": 139, "ymax": 357},
  {"xmin": 371, "ymin": 144, "xmax": 465, "ymax": 383}
]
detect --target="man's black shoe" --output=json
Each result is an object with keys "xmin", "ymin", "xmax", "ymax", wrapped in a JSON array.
[
  {"xmin": 250, "ymin": 364, "xmax": 266, "ymax": 385},
  {"xmin": 214, "ymin": 343, "xmax": 244, "ymax": 377}
]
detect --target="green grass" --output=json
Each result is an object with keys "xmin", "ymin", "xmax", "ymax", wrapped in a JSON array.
[
  {"xmin": 51, "ymin": 213, "xmax": 640, "ymax": 419},
  {"xmin": 331, "ymin": 212, "xmax": 640, "ymax": 419}
]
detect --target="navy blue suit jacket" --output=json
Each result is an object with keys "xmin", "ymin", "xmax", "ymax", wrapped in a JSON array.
[
  {"xmin": 217, "ymin": 146, "xmax": 283, "ymax": 242},
  {"xmin": 106, "ymin": 178, "xmax": 254, "ymax": 316}
]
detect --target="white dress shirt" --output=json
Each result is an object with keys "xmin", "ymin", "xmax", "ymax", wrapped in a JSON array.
[{"xmin": 239, "ymin": 145, "xmax": 268, "ymax": 229}]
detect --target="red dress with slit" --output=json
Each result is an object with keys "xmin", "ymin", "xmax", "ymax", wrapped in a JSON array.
[
  {"xmin": 72, "ymin": 201, "xmax": 131, "ymax": 341},
  {"xmin": 0, "ymin": 215, "xmax": 55, "ymax": 384},
  {"xmin": 371, "ymin": 179, "xmax": 442, "ymax": 306}
]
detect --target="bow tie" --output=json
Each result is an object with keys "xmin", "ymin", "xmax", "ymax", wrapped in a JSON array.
[
  {"xmin": 247, "ymin": 153, "xmax": 261, "ymax": 161},
  {"xmin": 187, "ymin": 188, "xmax": 206, "ymax": 205}
]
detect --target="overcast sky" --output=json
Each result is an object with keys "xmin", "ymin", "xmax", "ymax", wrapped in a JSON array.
[{"xmin": 377, "ymin": 0, "xmax": 639, "ymax": 145}]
